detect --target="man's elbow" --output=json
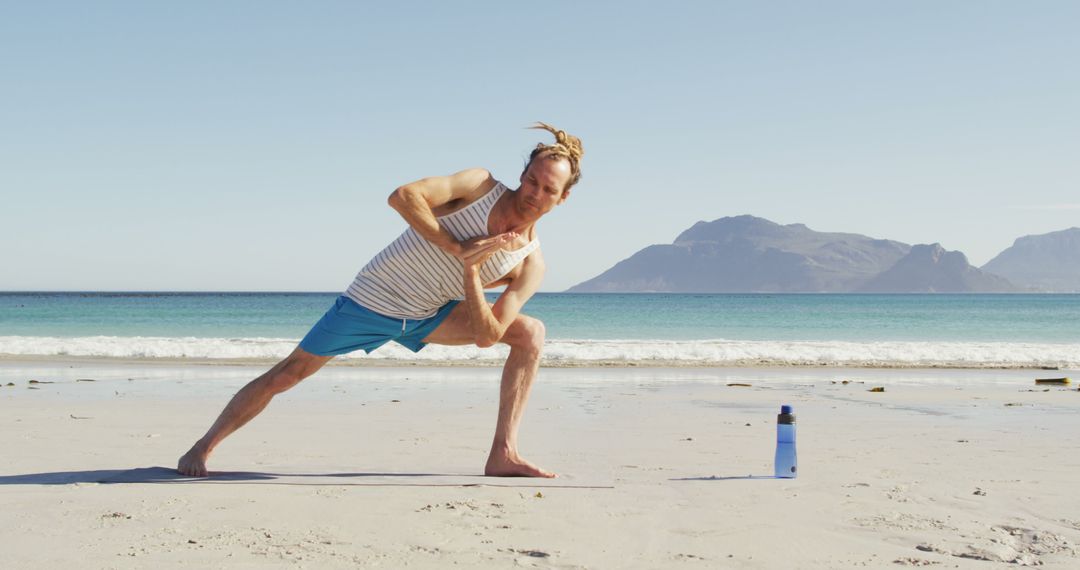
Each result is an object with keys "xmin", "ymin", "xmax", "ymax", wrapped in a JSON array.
[
  {"xmin": 387, "ymin": 186, "xmax": 409, "ymax": 211},
  {"xmin": 474, "ymin": 328, "xmax": 503, "ymax": 349}
]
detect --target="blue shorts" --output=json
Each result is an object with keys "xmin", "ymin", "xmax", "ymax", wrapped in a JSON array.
[{"xmin": 299, "ymin": 296, "xmax": 460, "ymax": 356}]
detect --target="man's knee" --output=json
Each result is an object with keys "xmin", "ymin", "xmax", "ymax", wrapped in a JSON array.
[
  {"xmin": 506, "ymin": 315, "xmax": 546, "ymax": 354},
  {"xmin": 261, "ymin": 352, "xmax": 321, "ymax": 394},
  {"xmin": 263, "ymin": 369, "xmax": 301, "ymax": 394}
]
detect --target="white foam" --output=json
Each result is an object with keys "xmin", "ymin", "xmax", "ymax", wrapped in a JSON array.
[{"xmin": 0, "ymin": 336, "xmax": 1077, "ymax": 368}]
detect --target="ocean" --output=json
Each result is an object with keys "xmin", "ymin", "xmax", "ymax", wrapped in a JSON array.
[{"xmin": 1, "ymin": 292, "xmax": 1078, "ymax": 368}]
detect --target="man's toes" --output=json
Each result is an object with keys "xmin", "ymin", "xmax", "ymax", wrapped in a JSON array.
[{"xmin": 485, "ymin": 457, "xmax": 557, "ymax": 478}]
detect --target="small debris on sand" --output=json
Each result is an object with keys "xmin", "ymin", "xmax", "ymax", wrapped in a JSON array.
[
  {"xmin": 893, "ymin": 557, "xmax": 940, "ymax": 566},
  {"xmin": 869, "ymin": 387, "xmax": 886, "ymax": 393},
  {"xmin": 502, "ymin": 548, "xmax": 550, "ymax": 558},
  {"xmin": 69, "ymin": 414, "xmax": 92, "ymax": 420},
  {"xmin": 28, "ymin": 380, "xmax": 54, "ymax": 384},
  {"xmin": 727, "ymin": 383, "xmax": 752, "ymax": 387},
  {"xmin": 973, "ymin": 488, "xmax": 987, "ymax": 496},
  {"xmin": 76, "ymin": 378, "xmax": 96, "ymax": 382}
]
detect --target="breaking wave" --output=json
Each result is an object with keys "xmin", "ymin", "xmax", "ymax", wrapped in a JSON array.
[{"xmin": 1, "ymin": 336, "xmax": 1076, "ymax": 368}]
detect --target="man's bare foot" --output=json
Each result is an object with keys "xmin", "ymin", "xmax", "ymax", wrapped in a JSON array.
[
  {"xmin": 177, "ymin": 445, "xmax": 210, "ymax": 477},
  {"xmin": 485, "ymin": 448, "xmax": 557, "ymax": 478}
]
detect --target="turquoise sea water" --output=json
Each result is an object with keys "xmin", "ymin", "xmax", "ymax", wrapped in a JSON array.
[
  {"xmin": 2, "ymin": 293, "xmax": 1078, "ymax": 367},
  {"xmin": 2, "ymin": 292, "xmax": 1080, "ymax": 342},
  {"xmin": 1, "ymin": 292, "xmax": 1079, "ymax": 342}
]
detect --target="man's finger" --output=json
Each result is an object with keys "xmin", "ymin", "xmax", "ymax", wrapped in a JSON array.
[
  {"xmin": 466, "ymin": 233, "xmax": 515, "ymax": 254},
  {"xmin": 479, "ymin": 232, "xmax": 516, "ymax": 246},
  {"xmin": 466, "ymin": 242, "xmax": 505, "ymax": 263},
  {"xmin": 458, "ymin": 231, "xmax": 520, "ymax": 263},
  {"xmin": 463, "ymin": 235, "xmax": 501, "ymax": 251}
]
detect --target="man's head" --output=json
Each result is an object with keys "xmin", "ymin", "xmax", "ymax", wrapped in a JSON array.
[{"xmin": 516, "ymin": 122, "xmax": 583, "ymax": 217}]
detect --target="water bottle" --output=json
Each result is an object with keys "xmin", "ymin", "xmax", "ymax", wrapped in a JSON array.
[{"xmin": 774, "ymin": 404, "xmax": 797, "ymax": 478}]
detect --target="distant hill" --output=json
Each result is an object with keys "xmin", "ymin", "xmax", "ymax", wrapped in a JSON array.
[
  {"xmin": 981, "ymin": 227, "xmax": 1080, "ymax": 292},
  {"xmin": 567, "ymin": 215, "xmax": 911, "ymax": 292},
  {"xmin": 566, "ymin": 216, "xmax": 1044, "ymax": 293},
  {"xmin": 857, "ymin": 243, "xmax": 1019, "ymax": 293}
]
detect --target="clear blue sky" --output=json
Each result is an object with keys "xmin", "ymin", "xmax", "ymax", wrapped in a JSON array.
[{"xmin": 2, "ymin": 1, "xmax": 1077, "ymax": 291}]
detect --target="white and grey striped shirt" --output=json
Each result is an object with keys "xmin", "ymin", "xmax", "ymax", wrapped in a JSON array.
[{"xmin": 345, "ymin": 182, "xmax": 539, "ymax": 319}]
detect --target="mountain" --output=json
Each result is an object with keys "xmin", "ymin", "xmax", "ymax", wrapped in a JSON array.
[
  {"xmin": 567, "ymin": 216, "xmax": 912, "ymax": 292},
  {"xmin": 981, "ymin": 227, "xmax": 1080, "ymax": 292},
  {"xmin": 857, "ymin": 243, "xmax": 1019, "ymax": 293}
]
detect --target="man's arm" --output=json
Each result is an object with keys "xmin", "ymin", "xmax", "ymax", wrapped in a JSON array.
[
  {"xmin": 387, "ymin": 168, "xmax": 495, "ymax": 258},
  {"xmin": 462, "ymin": 243, "xmax": 546, "ymax": 348}
]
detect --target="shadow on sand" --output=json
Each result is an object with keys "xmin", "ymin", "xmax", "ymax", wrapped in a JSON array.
[
  {"xmin": 0, "ymin": 467, "xmax": 611, "ymax": 488},
  {"xmin": 0, "ymin": 467, "xmax": 477, "ymax": 486}
]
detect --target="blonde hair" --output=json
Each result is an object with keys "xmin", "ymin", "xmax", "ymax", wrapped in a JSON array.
[{"xmin": 524, "ymin": 122, "xmax": 584, "ymax": 191}]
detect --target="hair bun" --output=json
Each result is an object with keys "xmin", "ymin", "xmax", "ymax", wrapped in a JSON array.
[{"xmin": 529, "ymin": 122, "xmax": 584, "ymax": 162}]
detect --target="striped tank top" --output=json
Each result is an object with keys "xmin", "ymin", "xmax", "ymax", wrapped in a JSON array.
[{"xmin": 346, "ymin": 182, "xmax": 540, "ymax": 319}]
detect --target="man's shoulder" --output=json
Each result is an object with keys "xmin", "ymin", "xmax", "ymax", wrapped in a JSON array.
[
  {"xmin": 436, "ymin": 169, "xmax": 499, "ymax": 215},
  {"xmin": 456, "ymin": 168, "xmax": 498, "ymax": 196},
  {"xmin": 524, "ymin": 245, "xmax": 545, "ymax": 270}
]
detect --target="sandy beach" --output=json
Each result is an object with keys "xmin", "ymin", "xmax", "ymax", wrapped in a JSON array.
[{"xmin": 2, "ymin": 361, "xmax": 1079, "ymax": 568}]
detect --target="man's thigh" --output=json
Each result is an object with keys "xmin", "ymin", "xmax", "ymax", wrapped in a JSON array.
[
  {"xmin": 421, "ymin": 303, "xmax": 542, "ymax": 348},
  {"xmin": 420, "ymin": 302, "xmax": 477, "ymax": 346}
]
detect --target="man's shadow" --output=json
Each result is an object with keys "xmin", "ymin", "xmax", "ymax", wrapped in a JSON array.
[{"xmin": 0, "ymin": 467, "xmax": 473, "ymax": 486}]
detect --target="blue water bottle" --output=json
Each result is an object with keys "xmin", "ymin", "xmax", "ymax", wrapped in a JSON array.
[{"xmin": 774, "ymin": 404, "xmax": 797, "ymax": 478}]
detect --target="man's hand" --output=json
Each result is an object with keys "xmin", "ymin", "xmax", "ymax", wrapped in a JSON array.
[{"xmin": 459, "ymin": 232, "xmax": 519, "ymax": 270}]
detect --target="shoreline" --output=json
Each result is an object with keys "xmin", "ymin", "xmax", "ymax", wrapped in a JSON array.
[{"xmin": 0, "ymin": 353, "xmax": 1074, "ymax": 370}]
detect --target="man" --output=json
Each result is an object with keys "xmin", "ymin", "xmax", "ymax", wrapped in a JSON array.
[{"xmin": 177, "ymin": 123, "xmax": 583, "ymax": 478}]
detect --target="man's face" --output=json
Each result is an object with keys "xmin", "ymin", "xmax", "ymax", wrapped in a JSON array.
[{"xmin": 517, "ymin": 155, "xmax": 573, "ymax": 218}]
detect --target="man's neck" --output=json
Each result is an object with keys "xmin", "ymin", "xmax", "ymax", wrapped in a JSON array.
[{"xmin": 490, "ymin": 188, "xmax": 536, "ymax": 235}]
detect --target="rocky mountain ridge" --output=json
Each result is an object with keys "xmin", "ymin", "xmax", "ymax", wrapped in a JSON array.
[{"xmin": 567, "ymin": 216, "xmax": 1075, "ymax": 293}]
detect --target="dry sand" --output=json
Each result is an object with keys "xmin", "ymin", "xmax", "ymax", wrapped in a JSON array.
[{"xmin": 2, "ymin": 361, "xmax": 1079, "ymax": 568}]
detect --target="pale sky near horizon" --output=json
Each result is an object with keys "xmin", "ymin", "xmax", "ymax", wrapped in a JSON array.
[{"xmin": 2, "ymin": 1, "xmax": 1078, "ymax": 292}]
